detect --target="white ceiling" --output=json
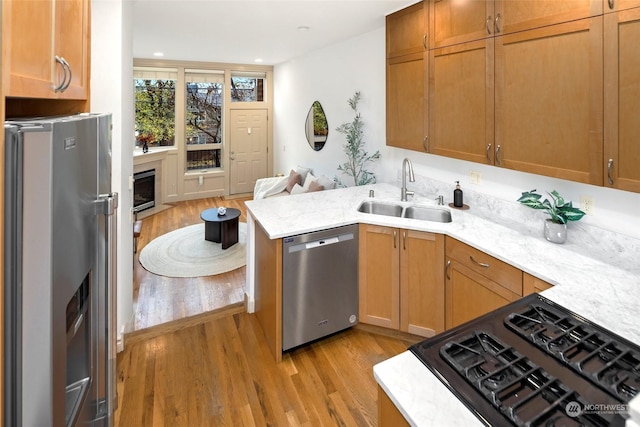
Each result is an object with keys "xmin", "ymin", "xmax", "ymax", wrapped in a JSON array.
[{"xmin": 132, "ymin": 0, "xmax": 417, "ymax": 65}]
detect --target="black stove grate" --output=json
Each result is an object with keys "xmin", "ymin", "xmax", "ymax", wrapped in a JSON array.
[
  {"xmin": 439, "ymin": 331, "xmax": 614, "ymax": 426},
  {"xmin": 505, "ymin": 304, "xmax": 640, "ymax": 401}
]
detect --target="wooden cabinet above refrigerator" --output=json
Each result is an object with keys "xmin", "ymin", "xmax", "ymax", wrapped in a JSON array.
[{"xmin": 2, "ymin": 0, "xmax": 89, "ymax": 101}]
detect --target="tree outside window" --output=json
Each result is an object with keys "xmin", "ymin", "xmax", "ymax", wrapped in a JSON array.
[
  {"xmin": 134, "ymin": 79, "xmax": 176, "ymax": 146},
  {"xmin": 186, "ymin": 82, "xmax": 223, "ymax": 144}
]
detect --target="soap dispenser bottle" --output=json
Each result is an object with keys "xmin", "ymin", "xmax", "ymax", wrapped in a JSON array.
[{"xmin": 453, "ymin": 181, "xmax": 464, "ymax": 207}]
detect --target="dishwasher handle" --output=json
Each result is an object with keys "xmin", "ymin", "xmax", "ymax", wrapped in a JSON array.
[{"xmin": 287, "ymin": 233, "xmax": 354, "ymax": 253}]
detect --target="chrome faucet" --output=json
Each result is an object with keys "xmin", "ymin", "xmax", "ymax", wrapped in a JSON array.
[{"xmin": 401, "ymin": 158, "xmax": 415, "ymax": 201}]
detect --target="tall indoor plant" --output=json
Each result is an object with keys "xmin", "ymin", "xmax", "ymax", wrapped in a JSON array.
[
  {"xmin": 517, "ymin": 189, "xmax": 585, "ymax": 243},
  {"xmin": 335, "ymin": 92, "xmax": 380, "ymax": 187}
]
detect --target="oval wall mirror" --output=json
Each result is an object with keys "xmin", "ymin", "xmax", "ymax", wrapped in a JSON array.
[{"xmin": 305, "ymin": 101, "xmax": 328, "ymax": 151}]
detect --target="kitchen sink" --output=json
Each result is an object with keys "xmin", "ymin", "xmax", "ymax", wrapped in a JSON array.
[
  {"xmin": 357, "ymin": 201, "xmax": 452, "ymax": 223},
  {"xmin": 403, "ymin": 206, "xmax": 452, "ymax": 223},
  {"xmin": 357, "ymin": 201, "xmax": 403, "ymax": 217}
]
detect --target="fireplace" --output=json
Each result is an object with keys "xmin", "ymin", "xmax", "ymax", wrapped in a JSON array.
[{"xmin": 133, "ymin": 169, "xmax": 156, "ymax": 213}]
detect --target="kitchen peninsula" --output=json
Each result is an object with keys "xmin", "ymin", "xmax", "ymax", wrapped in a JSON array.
[{"xmin": 245, "ymin": 181, "xmax": 640, "ymax": 425}]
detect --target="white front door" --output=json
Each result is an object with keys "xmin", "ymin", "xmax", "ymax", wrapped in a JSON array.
[{"xmin": 229, "ymin": 109, "xmax": 268, "ymax": 194}]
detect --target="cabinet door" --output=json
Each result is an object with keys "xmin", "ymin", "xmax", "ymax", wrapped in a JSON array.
[
  {"xmin": 429, "ymin": 39, "xmax": 495, "ymax": 164},
  {"xmin": 55, "ymin": 0, "xmax": 89, "ymax": 99},
  {"xmin": 386, "ymin": 53, "xmax": 428, "ymax": 152},
  {"xmin": 523, "ymin": 273, "xmax": 553, "ymax": 295},
  {"xmin": 431, "ymin": 0, "xmax": 494, "ymax": 48},
  {"xmin": 3, "ymin": 0, "xmax": 55, "ymax": 98},
  {"xmin": 497, "ymin": 0, "xmax": 602, "ymax": 35},
  {"xmin": 445, "ymin": 259, "xmax": 520, "ymax": 329},
  {"xmin": 400, "ymin": 230, "xmax": 444, "ymax": 337},
  {"xmin": 358, "ymin": 225, "xmax": 399, "ymax": 329},
  {"xmin": 604, "ymin": 0, "xmax": 640, "ymax": 12},
  {"xmin": 387, "ymin": 1, "xmax": 426, "ymax": 58},
  {"xmin": 495, "ymin": 17, "xmax": 603, "ymax": 185},
  {"xmin": 604, "ymin": 8, "xmax": 640, "ymax": 192}
]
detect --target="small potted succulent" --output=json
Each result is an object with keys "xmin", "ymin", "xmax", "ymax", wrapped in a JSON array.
[{"xmin": 517, "ymin": 189, "xmax": 586, "ymax": 244}]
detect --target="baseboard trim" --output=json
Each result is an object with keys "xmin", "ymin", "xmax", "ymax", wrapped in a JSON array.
[{"xmin": 124, "ymin": 302, "xmax": 246, "ymax": 345}]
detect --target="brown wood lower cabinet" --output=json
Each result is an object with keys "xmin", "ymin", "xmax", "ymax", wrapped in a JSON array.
[
  {"xmin": 523, "ymin": 272, "xmax": 554, "ymax": 295},
  {"xmin": 445, "ymin": 237, "xmax": 523, "ymax": 329},
  {"xmin": 378, "ymin": 385, "xmax": 410, "ymax": 427},
  {"xmin": 359, "ymin": 224, "xmax": 445, "ymax": 337}
]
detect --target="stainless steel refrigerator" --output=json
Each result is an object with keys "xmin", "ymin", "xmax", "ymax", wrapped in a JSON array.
[{"xmin": 4, "ymin": 114, "xmax": 118, "ymax": 427}]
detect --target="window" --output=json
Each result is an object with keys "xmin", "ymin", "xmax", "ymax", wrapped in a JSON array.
[
  {"xmin": 185, "ymin": 70, "xmax": 224, "ymax": 171},
  {"xmin": 134, "ymin": 67, "xmax": 177, "ymax": 147},
  {"xmin": 230, "ymin": 71, "xmax": 266, "ymax": 102}
]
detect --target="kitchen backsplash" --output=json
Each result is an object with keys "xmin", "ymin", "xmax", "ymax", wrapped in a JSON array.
[{"xmin": 398, "ymin": 173, "xmax": 640, "ymax": 276}]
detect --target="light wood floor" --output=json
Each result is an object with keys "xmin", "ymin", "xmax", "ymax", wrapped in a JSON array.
[
  {"xmin": 116, "ymin": 309, "xmax": 419, "ymax": 427},
  {"xmin": 133, "ymin": 196, "xmax": 252, "ymax": 331}
]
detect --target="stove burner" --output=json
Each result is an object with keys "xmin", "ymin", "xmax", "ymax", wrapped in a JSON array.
[
  {"xmin": 600, "ymin": 369, "xmax": 640, "ymax": 399},
  {"xmin": 410, "ymin": 295, "xmax": 631, "ymax": 427},
  {"xmin": 439, "ymin": 331, "xmax": 613, "ymax": 426},
  {"xmin": 506, "ymin": 303, "xmax": 640, "ymax": 402},
  {"xmin": 543, "ymin": 414, "xmax": 580, "ymax": 427}
]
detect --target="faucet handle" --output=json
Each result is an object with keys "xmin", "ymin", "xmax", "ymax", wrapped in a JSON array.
[{"xmin": 435, "ymin": 195, "xmax": 444, "ymax": 205}]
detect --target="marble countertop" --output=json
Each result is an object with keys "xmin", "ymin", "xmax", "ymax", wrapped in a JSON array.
[{"xmin": 245, "ymin": 181, "xmax": 640, "ymax": 426}]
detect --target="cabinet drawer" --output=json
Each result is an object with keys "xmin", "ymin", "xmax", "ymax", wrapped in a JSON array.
[{"xmin": 446, "ymin": 237, "xmax": 522, "ymax": 295}]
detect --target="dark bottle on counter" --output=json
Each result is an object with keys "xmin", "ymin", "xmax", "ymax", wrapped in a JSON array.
[{"xmin": 454, "ymin": 181, "xmax": 463, "ymax": 207}]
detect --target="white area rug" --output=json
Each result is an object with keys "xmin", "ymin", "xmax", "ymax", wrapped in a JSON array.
[{"xmin": 139, "ymin": 223, "xmax": 246, "ymax": 278}]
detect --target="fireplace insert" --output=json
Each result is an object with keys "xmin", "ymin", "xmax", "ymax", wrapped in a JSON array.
[{"xmin": 133, "ymin": 169, "xmax": 155, "ymax": 213}]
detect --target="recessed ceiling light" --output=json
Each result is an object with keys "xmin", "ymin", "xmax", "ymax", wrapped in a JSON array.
[
  {"xmin": 297, "ymin": 26, "xmax": 310, "ymax": 31},
  {"xmin": 254, "ymin": 58, "xmax": 263, "ymax": 63},
  {"xmin": 153, "ymin": 52, "xmax": 164, "ymax": 57}
]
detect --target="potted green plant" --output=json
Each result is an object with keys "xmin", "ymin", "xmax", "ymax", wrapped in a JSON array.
[{"xmin": 517, "ymin": 189, "xmax": 586, "ymax": 243}]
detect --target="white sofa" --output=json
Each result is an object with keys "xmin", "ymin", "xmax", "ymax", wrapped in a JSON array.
[{"xmin": 253, "ymin": 166, "xmax": 337, "ymax": 199}]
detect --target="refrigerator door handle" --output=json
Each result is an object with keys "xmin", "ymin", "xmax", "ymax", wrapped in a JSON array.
[{"xmin": 96, "ymin": 192, "xmax": 119, "ymax": 416}]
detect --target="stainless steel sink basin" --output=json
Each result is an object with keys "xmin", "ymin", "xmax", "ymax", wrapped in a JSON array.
[
  {"xmin": 357, "ymin": 201, "xmax": 403, "ymax": 217},
  {"xmin": 403, "ymin": 206, "xmax": 452, "ymax": 223},
  {"xmin": 357, "ymin": 201, "xmax": 452, "ymax": 223}
]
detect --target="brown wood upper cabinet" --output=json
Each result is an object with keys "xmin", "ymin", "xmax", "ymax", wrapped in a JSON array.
[
  {"xmin": 3, "ymin": 0, "xmax": 89, "ymax": 100},
  {"xmin": 603, "ymin": 7, "xmax": 640, "ymax": 192},
  {"xmin": 387, "ymin": 2, "xmax": 427, "ymax": 58},
  {"xmin": 359, "ymin": 224, "xmax": 445, "ymax": 337},
  {"xmin": 445, "ymin": 237, "xmax": 522, "ymax": 329},
  {"xmin": 428, "ymin": 7, "xmax": 604, "ymax": 185},
  {"xmin": 494, "ymin": 17, "xmax": 604, "ymax": 185},
  {"xmin": 431, "ymin": 0, "xmax": 602, "ymax": 48},
  {"xmin": 386, "ymin": 2, "xmax": 429, "ymax": 152}
]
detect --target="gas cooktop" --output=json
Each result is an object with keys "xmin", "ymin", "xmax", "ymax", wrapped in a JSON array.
[{"xmin": 410, "ymin": 294, "xmax": 638, "ymax": 426}]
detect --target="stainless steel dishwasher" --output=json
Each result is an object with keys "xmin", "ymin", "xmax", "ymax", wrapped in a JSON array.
[{"xmin": 282, "ymin": 224, "xmax": 359, "ymax": 351}]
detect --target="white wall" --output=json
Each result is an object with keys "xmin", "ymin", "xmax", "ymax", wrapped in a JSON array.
[
  {"xmin": 274, "ymin": 28, "xmax": 387, "ymax": 184},
  {"xmin": 91, "ymin": 0, "xmax": 134, "ymax": 345},
  {"xmin": 274, "ymin": 28, "xmax": 640, "ymax": 240}
]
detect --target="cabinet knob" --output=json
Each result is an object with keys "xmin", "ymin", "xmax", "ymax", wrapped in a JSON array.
[
  {"xmin": 486, "ymin": 16, "xmax": 492, "ymax": 34},
  {"xmin": 494, "ymin": 13, "xmax": 502, "ymax": 33},
  {"xmin": 486, "ymin": 143, "xmax": 492, "ymax": 164},
  {"xmin": 495, "ymin": 145, "xmax": 502, "ymax": 166},
  {"xmin": 608, "ymin": 0, "xmax": 615, "ymax": 9}
]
